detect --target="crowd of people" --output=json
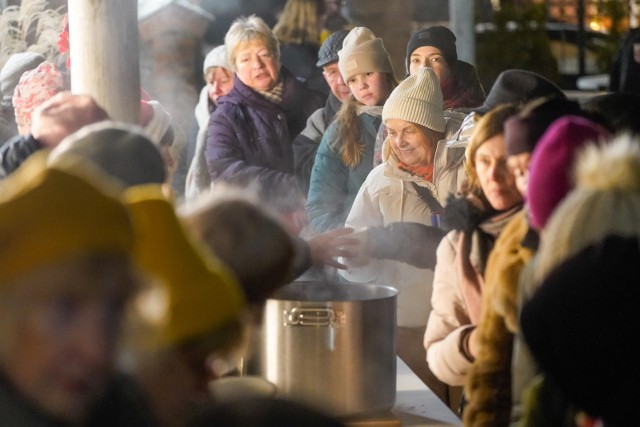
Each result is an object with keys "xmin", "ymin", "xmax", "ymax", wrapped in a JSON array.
[{"xmin": 0, "ymin": 0, "xmax": 640, "ymax": 425}]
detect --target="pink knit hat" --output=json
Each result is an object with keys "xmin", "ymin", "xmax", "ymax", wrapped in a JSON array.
[
  {"xmin": 527, "ymin": 115, "xmax": 610, "ymax": 230},
  {"xmin": 12, "ymin": 61, "xmax": 64, "ymax": 131}
]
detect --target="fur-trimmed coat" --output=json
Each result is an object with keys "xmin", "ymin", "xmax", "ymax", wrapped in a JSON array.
[{"xmin": 463, "ymin": 209, "xmax": 534, "ymax": 426}]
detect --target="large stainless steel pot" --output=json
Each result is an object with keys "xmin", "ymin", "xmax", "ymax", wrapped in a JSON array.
[{"xmin": 256, "ymin": 281, "xmax": 397, "ymax": 417}]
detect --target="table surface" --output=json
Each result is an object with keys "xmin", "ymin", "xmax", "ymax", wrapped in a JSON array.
[
  {"xmin": 343, "ymin": 357, "xmax": 462, "ymax": 427},
  {"xmin": 393, "ymin": 357, "xmax": 462, "ymax": 426}
]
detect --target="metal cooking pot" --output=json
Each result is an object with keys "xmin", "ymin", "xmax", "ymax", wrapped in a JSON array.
[{"xmin": 256, "ymin": 280, "xmax": 397, "ymax": 417}]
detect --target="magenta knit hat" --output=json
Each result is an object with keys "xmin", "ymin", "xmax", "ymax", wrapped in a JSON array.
[{"xmin": 527, "ymin": 115, "xmax": 610, "ymax": 230}]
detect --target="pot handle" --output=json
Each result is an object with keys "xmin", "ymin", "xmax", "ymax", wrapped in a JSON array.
[{"xmin": 284, "ymin": 307, "xmax": 344, "ymax": 327}]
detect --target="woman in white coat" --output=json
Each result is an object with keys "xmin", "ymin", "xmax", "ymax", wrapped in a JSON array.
[{"xmin": 340, "ymin": 67, "xmax": 465, "ymax": 328}]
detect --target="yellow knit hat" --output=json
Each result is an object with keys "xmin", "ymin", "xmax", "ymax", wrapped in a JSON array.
[
  {"xmin": 0, "ymin": 153, "xmax": 134, "ymax": 285},
  {"xmin": 125, "ymin": 185, "xmax": 245, "ymax": 348}
]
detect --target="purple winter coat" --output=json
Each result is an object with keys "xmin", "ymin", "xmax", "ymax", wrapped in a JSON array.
[{"xmin": 205, "ymin": 67, "xmax": 326, "ymax": 210}]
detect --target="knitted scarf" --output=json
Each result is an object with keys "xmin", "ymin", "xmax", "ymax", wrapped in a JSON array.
[
  {"xmin": 256, "ymin": 79, "xmax": 284, "ymax": 104},
  {"xmin": 441, "ymin": 74, "xmax": 485, "ymax": 110},
  {"xmin": 397, "ymin": 161, "xmax": 434, "ymax": 182}
]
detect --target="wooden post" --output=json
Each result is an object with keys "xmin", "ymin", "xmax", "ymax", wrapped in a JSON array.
[
  {"xmin": 450, "ymin": 0, "xmax": 476, "ymax": 65},
  {"xmin": 67, "ymin": 0, "xmax": 140, "ymax": 124}
]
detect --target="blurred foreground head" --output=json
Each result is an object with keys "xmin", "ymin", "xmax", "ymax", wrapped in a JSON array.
[
  {"xmin": 50, "ymin": 121, "xmax": 167, "ymax": 188},
  {"xmin": 522, "ymin": 235, "xmax": 640, "ymax": 426},
  {"xmin": 0, "ymin": 154, "xmax": 137, "ymax": 423},
  {"xmin": 180, "ymin": 185, "xmax": 296, "ymax": 310},
  {"xmin": 125, "ymin": 185, "xmax": 247, "ymax": 424}
]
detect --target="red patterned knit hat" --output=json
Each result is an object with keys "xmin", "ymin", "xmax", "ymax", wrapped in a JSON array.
[{"xmin": 12, "ymin": 61, "xmax": 64, "ymax": 131}]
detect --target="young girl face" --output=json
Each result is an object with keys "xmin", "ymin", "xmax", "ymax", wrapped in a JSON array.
[{"xmin": 347, "ymin": 72, "xmax": 393, "ymax": 107}]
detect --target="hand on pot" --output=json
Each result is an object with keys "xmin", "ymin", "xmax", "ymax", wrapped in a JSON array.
[
  {"xmin": 339, "ymin": 227, "xmax": 370, "ymax": 269},
  {"xmin": 307, "ymin": 227, "xmax": 359, "ymax": 269}
]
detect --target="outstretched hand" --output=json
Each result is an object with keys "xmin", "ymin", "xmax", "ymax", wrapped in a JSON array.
[
  {"xmin": 31, "ymin": 92, "xmax": 109, "ymax": 148},
  {"xmin": 307, "ymin": 227, "xmax": 359, "ymax": 269}
]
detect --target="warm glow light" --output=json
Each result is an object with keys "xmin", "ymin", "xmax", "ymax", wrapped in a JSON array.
[{"xmin": 589, "ymin": 21, "xmax": 602, "ymax": 31}]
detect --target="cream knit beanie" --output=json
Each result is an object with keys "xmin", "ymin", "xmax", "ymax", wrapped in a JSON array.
[
  {"xmin": 382, "ymin": 67, "xmax": 445, "ymax": 132},
  {"xmin": 338, "ymin": 27, "xmax": 394, "ymax": 83}
]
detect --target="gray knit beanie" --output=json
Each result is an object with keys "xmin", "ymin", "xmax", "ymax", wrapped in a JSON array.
[
  {"xmin": 0, "ymin": 52, "xmax": 45, "ymax": 107},
  {"xmin": 382, "ymin": 67, "xmax": 445, "ymax": 132},
  {"xmin": 338, "ymin": 27, "xmax": 394, "ymax": 83}
]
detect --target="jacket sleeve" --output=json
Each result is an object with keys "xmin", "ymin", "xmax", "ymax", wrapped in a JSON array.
[
  {"xmin": 367, "ymin": 222, "xmax": 446, "ymax": 269},
  {"xmin": 205, "ymin": 111, "xmax": 300, "ymax": 209},
  {"xmin": 0, "ymin": 134, "xmax": 42, "ymax": 179},
  {"xmin": 424, "ymin": 231, "xmax": 474, "ymax": 386},
  {"xmin": 305, "ymin": 126, "xmax": 349, "ymax": 232},
  {"xmin": 338, "ymin": 180, "xmax": 384, "ymax": 283},
  {"xmin": 292, "ymin": 108, "xmax": 326, "ymax": 194}
]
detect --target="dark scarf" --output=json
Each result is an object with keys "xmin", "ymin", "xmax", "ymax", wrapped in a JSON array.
[{"xmin": 443, "ymin": 194, "xmax": 523, "ymax": 275}]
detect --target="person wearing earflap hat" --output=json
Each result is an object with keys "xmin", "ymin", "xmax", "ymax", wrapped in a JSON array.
[
  {"xmin": 406, "ymin": 26, "xmax": 485, "ymax": 111},
  {"xmin": 293, "ymin": 29, "xmax": 350, "ymax": 195}
]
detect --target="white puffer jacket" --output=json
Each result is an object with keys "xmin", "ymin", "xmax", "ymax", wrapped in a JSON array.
[{"xmin": 339, "ymin": 115, "xmax": 466, "ymax": 327}]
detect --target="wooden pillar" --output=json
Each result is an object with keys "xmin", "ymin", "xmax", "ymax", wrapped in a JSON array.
[
  {"xmin": 345, "ymin": 0, "xmax": 413, "ymax": 79},
  {"xmin": 450, "ymin": 0, "xmax": 476, "ymax": 65},
  {"xmin": 67, "ymin": 0, "xmax": 140, "ymax": 124}
]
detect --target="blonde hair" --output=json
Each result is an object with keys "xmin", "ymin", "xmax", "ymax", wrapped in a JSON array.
[
  {"xmin": 273, "ymin": 0, "xmax": 324, "ymax": 46},
  {"xmin": 532, "ymin": 134, "xmax": 640, "ymax": 284},
  {"xmin": 225, "ymin": 15, "xmax": 280, "ymax": 72},
  {"xmin": 464, "ymin": 104, "xmax": 519, "ymax": 196},
  {"xmin": 334, "ymin": 72, "xmax": 397, "ymax": 168}
]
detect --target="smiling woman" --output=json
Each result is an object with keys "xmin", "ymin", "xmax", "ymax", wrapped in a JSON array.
[{"xmin": 339, "ymin": 67, "xmax": 463, "ymax": 329}]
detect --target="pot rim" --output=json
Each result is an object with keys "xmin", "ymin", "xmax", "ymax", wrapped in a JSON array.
[{"xmin": 268, "ymin": 281, "xmax": 398, "ymax": 302}]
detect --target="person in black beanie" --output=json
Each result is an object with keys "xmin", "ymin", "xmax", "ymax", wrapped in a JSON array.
[
  {"xmin": 406, "ymin": 26, "xmax": 485, "ymax": 111},
  {"xmin": 520, "ymin": 235, "xmax": 640, "ymax": 427}
]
